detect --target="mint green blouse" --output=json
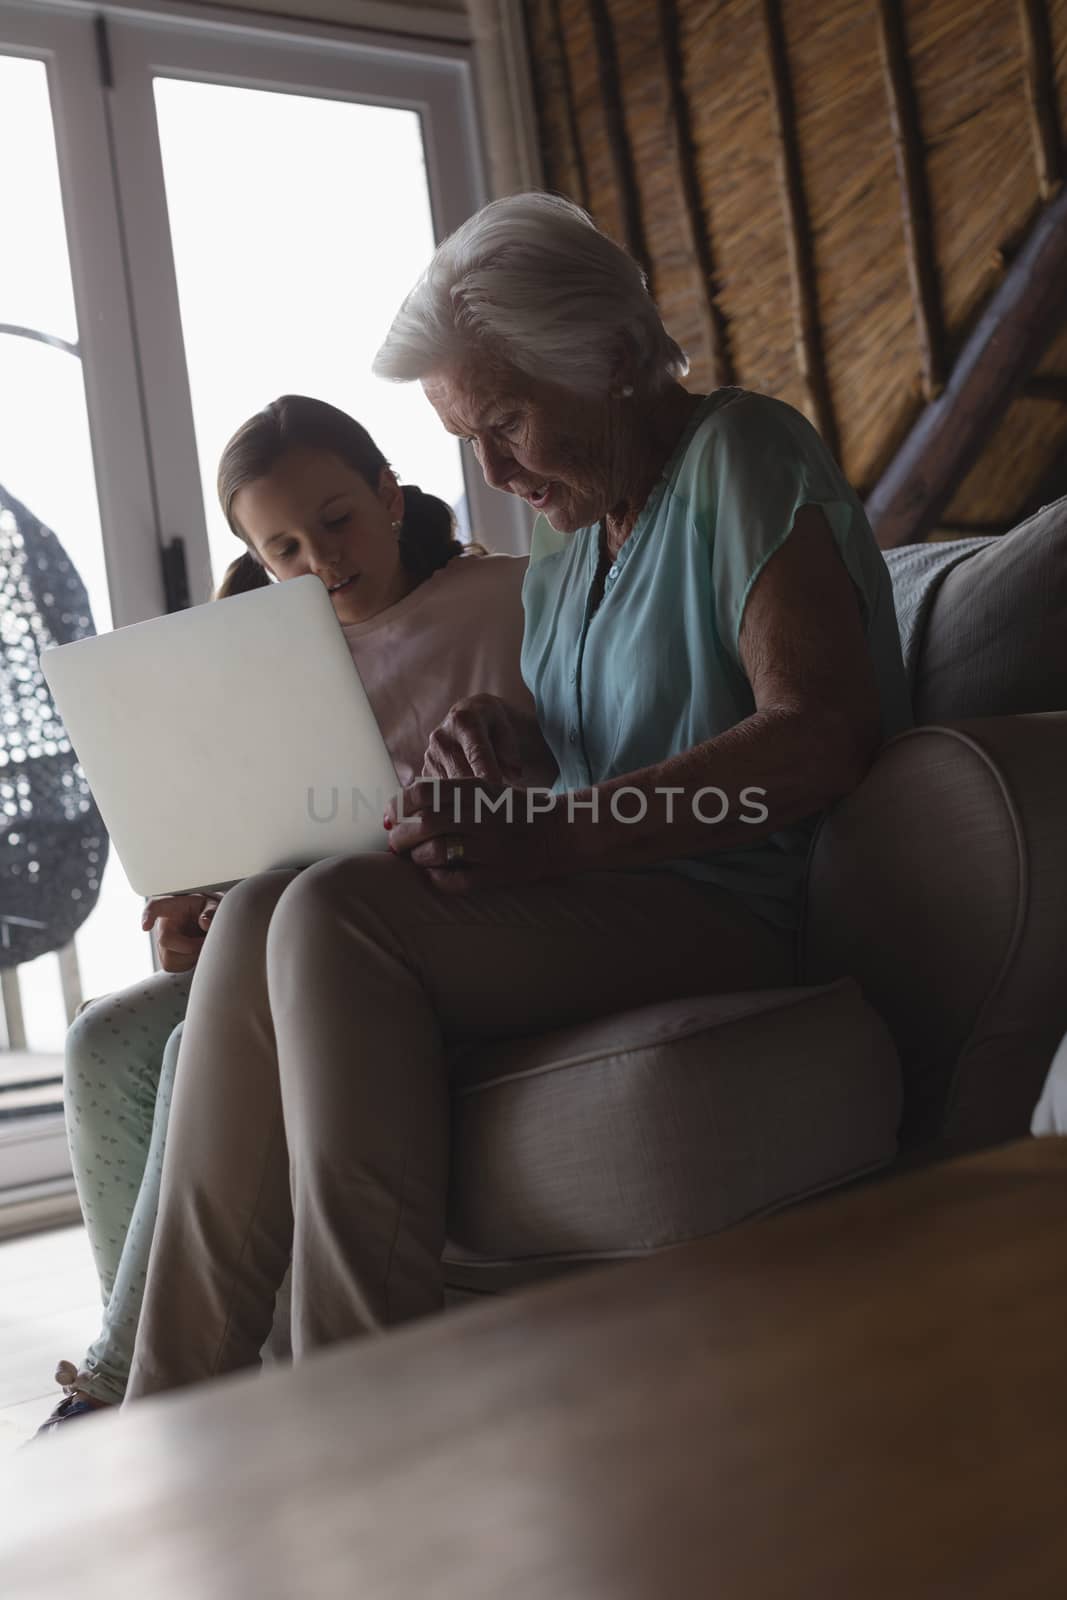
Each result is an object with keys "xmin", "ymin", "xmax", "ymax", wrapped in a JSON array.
[{"xmin": 520, "ymin": 388, "xmax": 912, "ymax": 930}]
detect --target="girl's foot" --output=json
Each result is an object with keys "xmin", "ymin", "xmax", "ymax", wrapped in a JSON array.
[{"xmin": 32, "ymin": 1361, "xmax": 112, "ymax": 1439}]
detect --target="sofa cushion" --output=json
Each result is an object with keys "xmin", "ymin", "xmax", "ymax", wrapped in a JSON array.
[
  {"xmin": 1032, "ymin": 1029, "xmax": 1067, "ymax": 1136},
  {"xmin": 804, "ymin": 715, "xmax": 1067, "ymax": 1155},
  {"xmin": 443, "ymin": 979, "xmax": 900, "ymax": 1277},
  {"xmin": 912, "ymin": 493, "xmax": 1067, "ymax": 722}
]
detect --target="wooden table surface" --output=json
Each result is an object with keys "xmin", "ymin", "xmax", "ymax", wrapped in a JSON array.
[{"xmin": 4, "ymin": 1139, "xmax": 1066, "ymax": 1599}]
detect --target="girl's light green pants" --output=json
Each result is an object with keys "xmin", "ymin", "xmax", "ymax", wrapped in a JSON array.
[{"xmin": 62, "ymin": 969, "xmax": 192, "ymax": 1404}]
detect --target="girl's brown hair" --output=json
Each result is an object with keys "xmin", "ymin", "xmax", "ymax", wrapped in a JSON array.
[{"xmin": 214, "ymin": 394, "xmax": 471, "ymax": 599}]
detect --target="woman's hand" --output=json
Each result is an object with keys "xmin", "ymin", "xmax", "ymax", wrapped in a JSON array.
[
  {"xmin": 142, "ymin": 893, "xmax": 222, "ymax": 973},
  {"xmin": 422, "ymin": 695, "xmax": 557, "ymax": 788},
  {"xmin": 385, "ymin": 777, "xmax": 568, "ymax": 894}
]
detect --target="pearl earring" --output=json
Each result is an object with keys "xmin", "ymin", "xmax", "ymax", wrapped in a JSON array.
[{"xmin": 392, "ymin": 519, "xmax": 403, "ymax": 533}]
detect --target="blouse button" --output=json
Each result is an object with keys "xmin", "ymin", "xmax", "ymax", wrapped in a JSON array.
[{"xmin": 568, "ymin": 727, "xmax": 578, "ymax": 744}]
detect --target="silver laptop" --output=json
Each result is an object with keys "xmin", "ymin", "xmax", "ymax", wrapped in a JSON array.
[{"xmin": 40, "ymin": 575, "xmax": 400, "ymax": 897}]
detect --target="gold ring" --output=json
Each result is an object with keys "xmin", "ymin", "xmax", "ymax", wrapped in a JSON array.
[{"xmin": 445, "ymin": 837, "xmax": 465, "ymax": 865}]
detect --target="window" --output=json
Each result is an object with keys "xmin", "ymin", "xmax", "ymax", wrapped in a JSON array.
[
  {"xmin": 150, "ymin": 80, "xmax": 467, "ymax": 584},
  {"xmin": 0, "ymin": 0, "xmax": 512, "ymax": 1194},
  {"xmin": 1, "ymin": 46, "xmax": 148, "ymax": 1090}
]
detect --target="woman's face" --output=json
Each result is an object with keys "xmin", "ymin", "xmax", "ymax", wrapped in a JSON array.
[
  {"xmin": 423, "ymin": 362, "xmax": 625, "ymax": 535},
  {"xmin": 232, "ymin": 446, "xmax": 410, "ymax": 624}
]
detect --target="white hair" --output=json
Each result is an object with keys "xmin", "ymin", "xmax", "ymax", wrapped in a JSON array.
[{"xmin": 372, "ymin": 192, "xmax": 688, "ymax": 396}]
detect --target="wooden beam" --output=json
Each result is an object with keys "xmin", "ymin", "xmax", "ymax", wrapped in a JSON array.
[
  {"xmin": 519, "ymin": 3, "xmax": 559, "ymax": 195},
  {"xmin": 758, "ymin": 0, "xmax": 839, "ymax": 459},
  {"xmin": 1024, "ymin": 374, "xmax": 1067, "ymax": 403},
  {"xmin": 653, "ymin": 0, "xmax": 735, "ymax": 389},
  {"xmin": 874, "ymin": 0, "xmax": 945, "ymax": 402},
  {"xmin": 585, "ymin": 0, "xmax": 651, "ymax": 276},
  {"xmin": 545, "ymin": 0, "xmax": 591, "ymax": 211},
  {"xmin": 934, "ymin": 521, "xmax": 1013, "ymax": 538},
  {"xmin": 1018, "ymin": 0, "xmax": 1064, "ymax": 201},
  {"xmin": 1017, "ymin": 433, "xmax": 1067, "ymax": 522},
  {"xmin": 865, "ymin": 184, "xmax": 1067, "ymax": 548}
]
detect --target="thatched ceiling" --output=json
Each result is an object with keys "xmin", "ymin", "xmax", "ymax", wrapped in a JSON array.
[{"xmin": 523, "ymin": 0, "xmax": 1067, "ymax": 541}]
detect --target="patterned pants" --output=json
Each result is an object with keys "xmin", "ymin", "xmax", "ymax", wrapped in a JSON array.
[{"xmin": 62, "ymin": 969, "xmax": 192, "ymax": 1403}]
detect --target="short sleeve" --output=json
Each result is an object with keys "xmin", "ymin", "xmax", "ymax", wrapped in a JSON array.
[{"xmin": 694, "ymin": 393, "xmax": 865, "ymax": 660}]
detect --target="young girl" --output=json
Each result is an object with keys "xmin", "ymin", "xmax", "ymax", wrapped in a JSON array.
[{"xmin": 37, "ymin": 394, "xmax": 535, "ymax": 1432}]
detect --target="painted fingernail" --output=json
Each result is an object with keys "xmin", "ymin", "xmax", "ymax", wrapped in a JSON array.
[{"xmin": 383, "ymin": 817, "xmax": 393, "ymax": 830}]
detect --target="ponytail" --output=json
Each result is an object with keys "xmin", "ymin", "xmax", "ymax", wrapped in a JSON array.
[
  {"xmin": 215, "ymin": 550, "xmax": 270, "ymax": 599},
  {"xmin": 396, "ymin": 483, "xmax": 471, "ymax": 583}
]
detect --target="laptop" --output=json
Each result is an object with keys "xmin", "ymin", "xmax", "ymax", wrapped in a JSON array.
[{"xmin": 40, "ymin": 575, "xmax": 400, "ymax": 897}]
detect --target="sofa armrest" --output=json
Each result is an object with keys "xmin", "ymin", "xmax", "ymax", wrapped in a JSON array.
[{"xmin": 802, "ymin": 713, "xmax": 1067, "ymax": 1154}]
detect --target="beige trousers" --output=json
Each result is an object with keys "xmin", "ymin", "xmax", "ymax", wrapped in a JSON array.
[{"xmin": 126, "ymin": 853, "xmax": 792, "ymax": 1398}]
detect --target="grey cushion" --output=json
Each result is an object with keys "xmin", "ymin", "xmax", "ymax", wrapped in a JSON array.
[
  {"xmin": 262, "ymin": 980, "xmax": 899, "ymax": 1346},
  {"xmin": 804, "ymin": 716, "xmax": 1067, "ymax": 1155},
  {"xmin": 913, "ymin": 494, "xmax": 1067, "ymax": 723},
  {"xmin": 443, "ymin": 978, "xmax": 900, "ymax": 1278},
  {"xmin": 885, "ymin": 536, "xmax": 993, "ymax": 688},
  {"xmin": 1032, "ymin": 1030, "xmax": 1067, "ymax": 1136}
]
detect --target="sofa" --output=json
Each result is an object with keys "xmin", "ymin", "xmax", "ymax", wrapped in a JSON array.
[
  {"xmin": 440, "ymin": 494, "xmax": 1067, "ymax": 1299},
  {"xmin": 264, "ymin": 496, "xmax": 1065, "ymax": 1346}
]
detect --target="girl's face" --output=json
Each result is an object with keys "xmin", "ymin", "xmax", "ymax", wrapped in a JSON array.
[{"xmin": 232, "ymin": 446, "xmax": 411, "ymax": 624}]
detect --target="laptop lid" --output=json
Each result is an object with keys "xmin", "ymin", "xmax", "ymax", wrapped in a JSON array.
[{"xmin": 40, "ymin": 575, "xmax": 400, "ymax": 897}]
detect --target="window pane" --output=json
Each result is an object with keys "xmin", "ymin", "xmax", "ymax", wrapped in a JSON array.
[
  {"xmin": 0, "ymin": 57, "xmax": 77, "ymax": 344},
  {"xmin": 152, "ymin": 79, "xmax": 468, "ymax": 585},
  {"xmin": 1, "ymin": 53, "xmax": 152, "ymax": 1059}
]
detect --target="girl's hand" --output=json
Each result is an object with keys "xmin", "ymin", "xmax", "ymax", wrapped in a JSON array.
[
  {"xmin": 422, "ymin": 695, "xmax": 554, "ymax": 787},
  {"xmin": 142, "ymin": 893, "xmax": 222, "ymax": 973},
  {"xmin": 384, "ymin": 778, "xmax": 567, "ymax": 894}
]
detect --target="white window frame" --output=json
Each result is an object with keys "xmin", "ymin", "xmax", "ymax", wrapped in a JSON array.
[
  {"xmin": 6, "ymin": 0, "xmax": 531, "ymax": 625},
  {"xmin": 0, "ymin": 1, "xmax": 165, "ymax": 624},
  {"xmin": 105, "ymin": 6, "xmax": 532, "ymax": 601}
]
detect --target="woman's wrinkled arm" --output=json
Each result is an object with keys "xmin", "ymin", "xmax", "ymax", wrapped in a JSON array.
[{"xmin": 557, "ymin": 506, "xmax": 882, "ymax": 871}]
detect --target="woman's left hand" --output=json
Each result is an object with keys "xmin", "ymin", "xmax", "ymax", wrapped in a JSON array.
[{"xmin": 385, "ymin": 778, "xmax": 567, "ymax": 893}]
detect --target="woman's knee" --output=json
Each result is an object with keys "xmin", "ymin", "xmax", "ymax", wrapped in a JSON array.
[
  {"xmin": 205, "ymin": 869, "xmax": 300, "ymax": 950},
  {"xmin": 264, "ymin": 853, "xmax": 413, "ymax": 969}
]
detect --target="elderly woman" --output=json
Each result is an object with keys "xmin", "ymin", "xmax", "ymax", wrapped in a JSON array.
[{"xmin": 126, "ymin": 195, "xmax": 910, "ymax": 1396}]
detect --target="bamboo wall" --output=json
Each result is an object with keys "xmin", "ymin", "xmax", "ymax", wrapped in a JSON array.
[{"xmin": 523, "ymin": 0, "xmax": 1067, "ymax": 536}]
